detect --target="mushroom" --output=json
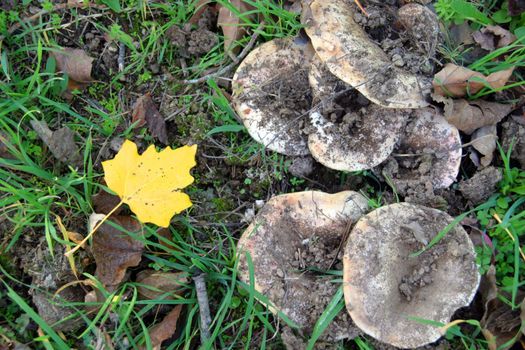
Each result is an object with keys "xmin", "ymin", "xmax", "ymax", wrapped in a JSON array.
[
  {"xmin": 307, "ymin": 55, "xmax": 410, "ymax": 171},
  {"xmin": 237, "ymin": 191, "xmax": 369, "ymax": 342},
  {"xmin": 343, "ymin": 203, "xmax": 480, "ymax": 348},
  {"xmin": 232, "ymin": 36, "xmax": 315, "ymax": 156},
  {"xmin": 302, "ymin": 0, "xmax": 429, "ymax": 108},
  {"xmin": 382, "ymin": 108, "xmax": 462, "ymax": 191}
]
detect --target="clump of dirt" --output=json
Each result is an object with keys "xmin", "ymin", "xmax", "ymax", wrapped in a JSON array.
[
  {"xmin": 248, "ymin": 67, "xmax": 313, "ymax": 132},
  {"xmin": 501, "ymin": 114, "xmax": 525, "ymax": 169},
  {"xmin": 459, "ymin": 166, "xmax": 503, "ymax": 205},
  {"xmin": 167, "ymin": 25, "xmax": 218, "ymax": 57},
  {"xmin": 351, "ymin": 1, "xmax": 439, "ymax": 75},
  {"xmin": 21, "ymin": 238, "xmax": 87, "ymax": 332}
]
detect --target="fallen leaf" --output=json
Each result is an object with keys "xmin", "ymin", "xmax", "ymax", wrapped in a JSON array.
[
  {"xmin": 435, "ymin": 95, "xmax": 514, "ymax": 134},
  {"xmin": 102, "ymin": 140, "xmax": 197, "ymax": 227},
  {"xmin": 92, "ymin": 189, "xmax": 123, "ymax": 215},
  {"xmin": 217, "ymin": 0, "xmax": 255, "ymax": 55},
  {"xmin": 433, "ymin": 63, "xmax": 514, "ymax": 97},
  {"xmin": 509, "ymin": 0, "xmax": 525, "ymax": 16},
  {"xmin": 471, "ymin": 125, "xmax": 497, "ymax": 167},
  {"xmin": 93, "ymin": 215, "xmax": 144, "ymax": 291},
  {"xmin": 473, "ymin": 25, "xmax": 517, "ymax": 51},
  {"xmin": 30, "ymin": 120, "xmax": 81, "ymax": 164},
  {"xmin": 479, "ymin": 266, "xmax": 525, "ymax": 350},
  {"xmin": 143, "ymin": 305, "xmax": 183, "ymax": 350},
  {"xmin": 136, "ymin": 270, "xmax": 187, "ymax": 300},
  {"xmin": 51, "ymin": 47, "xmax": 94, "ymax": 95},
  {"xmin": 188, "ymin": 0, "xmax": 212, "ymax": 25},
  {"xmin": 131, "ymin": 93, "xmax": 168, "ymax": 145}
]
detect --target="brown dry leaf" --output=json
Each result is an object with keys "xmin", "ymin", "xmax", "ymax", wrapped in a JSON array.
[
  {"xmin": 131, "ymin": 93, "xmax": 168, "ymax": 145},
  {"xmin": 142, "ymin": 304, "xmax": 183, "ymax": 350},
  {"xmin": 29, "ymin": 120, "xmax": 81, "ymax": 165},
  {"xmin": 471, "ymin": 125, "xmax": 497, "ymax": 167},
  {"xmin": 93, "ymin": 215, "xmax": 144, "ymax": 291},
  {"xmin": 92, "ymin": 189, "xmax": 123, "ymax": 215},
  {"xmin": 509, "ymin": 0, "xmax": 525, "ymax": 16},
  {"xmin": 217, "ymin": 0, "xmax": 255, "ymax": 55},
  {"xmin": 473, "ymin": 25, "xmax": 517, "ymax": 50},
  {"xmin": 433, "ymin": 63, "xmax": 514, "ymax": 97},
  {"xmin": 479, "ymin": 266, "xmax": 524, "ymax": 350},
  {"xmin": 437, "ymin": 96, "xmax": 514, "ymax": 134},
  {"xmin": 188, "ymin": 0, "xmax": 212, "ymax": 25},
  {"xmin": 52, "ymin": 48, "xmax": 94, "ymax": 96},
  {"xmin": 136, "ymin": 270, "xmax": 187, "ymax": 300}
]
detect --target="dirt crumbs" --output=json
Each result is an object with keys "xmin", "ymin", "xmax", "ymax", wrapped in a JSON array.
[
  {"xmin": 352, "ymin": 1, "xmax": 440, "ymax": 75},
  {"xmin": 459, "ymin": 166, "xmax": 503, "ymax": 205},
  {"xmin": 22, "ymin": 239, "xmax": 86, "ymax": 332},
  {"xmin": 501, "ymin": 114, "xmax": 525, "ymax": 169}
]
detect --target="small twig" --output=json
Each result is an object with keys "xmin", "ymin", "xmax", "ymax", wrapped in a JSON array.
[
  {"xmin": 178, "ymin": 21, "xmax": 265, "ymax": 85},
  {"xmin": 327, "ymin": 219, "xmax": 353, "ymax": 270},
  {"xmin": 193, "ymin": 272, "xmax": 212, "ymax": 345},
  {"xmin": 118, "ymin": 43, "xmax": 126, "ymax": 73}
]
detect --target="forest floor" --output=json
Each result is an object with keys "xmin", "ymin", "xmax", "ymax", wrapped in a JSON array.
[{"xmin": 0, "ymin": 0, "xmax": 524, "ymax": 349}]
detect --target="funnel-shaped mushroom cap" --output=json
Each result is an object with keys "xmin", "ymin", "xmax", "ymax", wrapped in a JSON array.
[
  {"xmin": 307, "ymin": 57, "xmax": 410, "ymax": 171},
  {"xmin": 389, "ymin": 108, "xmax": 462, "ymax": 190},
  {"xmin": 232, "ymin": 37, "xmax": 315, "ymax": 156},
  {"xmin": 343, "ymin": 203, "xmax": 480, "ymax": 348},
  {"xmin": 238, "ymin": 191, "xmax": 369, "ymax": 341},
  {"xmin": 302, "ymin": 0, "xmax": 428, "ymax": 108},
  {"xmin": 308, "ymin": 105, "xmax": 409, "ymax": 172}
]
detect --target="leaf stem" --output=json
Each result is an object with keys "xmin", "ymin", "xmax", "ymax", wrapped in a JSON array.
[{"xmin": 64, "ymin": 200, "xmax": 124, "ymax": 257}]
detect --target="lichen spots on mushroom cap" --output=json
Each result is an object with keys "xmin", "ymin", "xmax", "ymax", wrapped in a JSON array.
[
  {"xmin": 343, "ymin": 203, "xmax": 480, "ymax": 348},
  {"xmin": 237, "ymin": 191, "xmax": 369, "ymax": 342}
]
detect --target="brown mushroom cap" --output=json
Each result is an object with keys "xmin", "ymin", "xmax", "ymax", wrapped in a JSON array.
[
  {"xmin": 343, "ymin": 203, "xmax": 480, "ymax": 348},
  {"xmin": 237, "ymin": 191, "xmax": 369, "ymax": 341},
  {"xmin": 391, "ymin": 108, "xmax": 462, "ymax": 189},
  {"xmin": 302, "ymin": 0, "xmax": 429, "ymax": 108},
  {"xmin": 232, "ymin": 37, "xmax": 315, "ymax": 156},
  {"xmin": 307, "ymin": 56, "xmax": 410, "ymax": 171}
]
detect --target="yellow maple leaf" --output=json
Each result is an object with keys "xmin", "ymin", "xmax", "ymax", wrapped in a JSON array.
[{"xmin": 102, "ymin": 140, "xmax": 197, "ymax": 227}]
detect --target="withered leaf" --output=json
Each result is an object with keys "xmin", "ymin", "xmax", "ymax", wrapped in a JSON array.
[
  {"xmin": 472, "ymin": 25, "xmax": 517, "ymax": 51},
  {"xmin": 479, "ymin": 266, "xmax": 524, "ymax": 350},
  {"xmin": 136, "ymin": 270, "xmax": 187, "ymax": 300},
  {"xmin": 93, "ymin": 215, "xmax": 144, "ymax": 291},
  {"xmin": 471, "ymin": 125, "xmax": 497, "ymax": 167},
  {"xmin": 131, "ymin": 93, "xmax": 168, "ymax": 145},
  {"xmin": 433, "ymin": 63, "xmax": 514, "ymax": 97},
  {"xmin": 52, "ymin": 47, "xmax": 94, "ymax": 96},
  {"xmin": 509, "ymin": 0, "xmax": 525, "ymax": 16},
  {"xmin": 217, "ymin": 0, "xmax": 256, "ymax": 55},
  {"xmin": 30, "ymin": 120, "xmax": 81, "ymax": 165},
  {"xmin": 92, "ymin": 189, "xmax": 123, "ymax": 215},
  {"xmin": 437, "ymin": 96, "xmax": 514, "ymax": 134},
  {"xmin": 143, "ymin": 305, "xmax": 183, "ymax": 350}
]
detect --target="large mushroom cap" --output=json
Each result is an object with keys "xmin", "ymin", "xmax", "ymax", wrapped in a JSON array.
[
  {"xmin": 307, "ymin": 56, "xmax": 410, "ymax": 171},
  {"xmin": 343, "ymin": 203, "xmax": 480, "ymax": 348},
  {"xmin": 302, "ymin": 0, "xmax": 428, "ymax": 108},
  {"xmin": 384, "ymin": 108, "xmax": 462, "ymax": 191},
  {"xmin": 237, "ymin": 191, "xmax": 369, "ymax": 341},
  {"xmin": 232, "ymin": 37, "xmax": 315, "ymax": 156}
]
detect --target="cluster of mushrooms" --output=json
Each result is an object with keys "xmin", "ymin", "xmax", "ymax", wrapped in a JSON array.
[{"xmin": 233, "ymin": 1, "xmax": 481, "ymax": 348}]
